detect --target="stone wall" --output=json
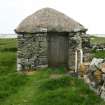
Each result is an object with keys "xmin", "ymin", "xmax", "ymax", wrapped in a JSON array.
[
  {"xmin": 17, "ymin": 31, "xmax": 90, "ymax": 71},
  {"xmin": 17, "ymin": 33, "xmax": 48, "ymax": 71},
  {"xmin": 68, "ymin": 32, "xmax": 83, "ymax": 70},
  {"xmin": 83, "ymin": 58, "xmax": 105, "ymax": 100},
  {"xmin": 82, "ymin": 35, "xmax": 92, "ymax": 62}
]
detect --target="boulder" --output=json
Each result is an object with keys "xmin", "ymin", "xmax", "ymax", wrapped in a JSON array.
[
  {"xmin": 100, "ymin": 63, "xmax": 105, "ymax": 73},
  {"xmin": 89, "ymin": 58, "xmax": 104, "ymax": 71},
  {"xmin": 100, "ymin": 83, "xmax": 105, "ymax": 100}
]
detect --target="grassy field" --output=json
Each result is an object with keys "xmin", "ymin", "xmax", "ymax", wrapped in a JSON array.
[
  {"xmin": 92, "ymin": 50, "xmax": 105, "ymax": 58},
  {"xmin": 0, "ymin": 38, "xmax": 105, "ymax": 105},
  {"xmin": 90, "ymin": 36, "xmax": 105, "ymax": 58},
  {"xmin": 90, "ymin": 36, "xmax": 105, "ymax": 44}
]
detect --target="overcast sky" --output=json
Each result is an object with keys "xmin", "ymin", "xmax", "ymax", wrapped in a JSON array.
[{"xmin": 0, "ymin": 0, "xmax": 105, "ymax": 35}]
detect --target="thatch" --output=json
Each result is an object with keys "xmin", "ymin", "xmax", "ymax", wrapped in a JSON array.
[{"xmin": 15, "ymin": 8, "xmax": 86, "ymax": 33}]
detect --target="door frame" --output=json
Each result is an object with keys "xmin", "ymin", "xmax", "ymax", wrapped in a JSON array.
[{"xmin": 47, "ymin": 32, "xmax": 69, "ymax": 68}]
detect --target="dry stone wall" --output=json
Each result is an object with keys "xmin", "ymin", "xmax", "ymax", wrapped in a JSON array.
[
  {"xmin": 17, "ymin": 33, "xmax": 48, "ymax": 70},
  {"xmin": 83, "ymin": 58, "xmax": 105, "ymax": 100},
  {"xmin": 68, "ymin": 32, "xmax": 82, "ymax": 70},
  {"xmin": 17, "ymin": 31, "xmax": 90, "ymax": 71}
]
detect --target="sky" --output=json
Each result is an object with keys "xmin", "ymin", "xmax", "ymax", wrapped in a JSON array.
[{"xmin": 0, "ymin": 0, "xmax": 105, "ymax": 35}]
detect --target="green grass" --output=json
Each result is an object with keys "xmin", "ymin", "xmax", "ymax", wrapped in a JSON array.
[
  {"xmin": 34, "ymin": 76, "xmax": 104, "ymax": 105},
  {"xmin": 0, "ymin": 73, "xmax": 28, "ymax": 102},
  {"xmin": 92, "ymin": 50, "xmax": 105, "ymax": 58},
  {"xmin": 90, "ymin": 36, "xmax": 105, "ymax": 58},
  {"xmin": 90, "ymin": 36, "xmax": 105, "ymax": 45},
  {"xmin": 0, "ymin": 52, "xmax": 16, "ymax": 75},
  {"xmin": 0, "ymin": 38, "xmax": 17, "ymax": 52},
  {"xmin": 0, "ymin": 38, "xmax": 105, "ymax": 105}
]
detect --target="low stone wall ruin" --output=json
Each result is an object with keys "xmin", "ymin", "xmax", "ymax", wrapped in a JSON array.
[{"xmin": 83, "ymin": 58, "xmax": 105, "ymax": 100}]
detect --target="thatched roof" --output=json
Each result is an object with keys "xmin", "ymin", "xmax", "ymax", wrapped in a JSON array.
[{"xmin": 15, "ymin": 8, "xmax": 86, "ymax": 34}]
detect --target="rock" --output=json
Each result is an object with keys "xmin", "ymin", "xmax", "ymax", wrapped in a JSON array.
[
  {"xmin": 17, "ymin": 64, "xmax": 22, "ymax": 71},
  {"xmin": 83, "ymin": 53, "xmax": 92, "ymax": 62},
  {"xmin": 82, "ymin": 58, "xmax": 105, "ymax": 100},
  {"xmin": 102, "ymin": 74, "xmax": 105, "ymax": 80},
  {"xmin": 100, "ymin": 63, "xmax": 105, "ymax": 73},
  {"xmin": 84, "ymin": 75, "xmax": 91, "ymax": 84},
  {"xmin": 100, "ymin": 83, "xmax": 105, "ymax": 100},
  {"xmin": 85, "ymin": 58, "xmax": 105, "ymax": 99},
  {"xmin": 101, "ymin": 90, "xmax": 105, "ymax": 100},
  {"xmin": 68, "ymin": 70, "xmax": 78, "ymax": 77},
  {"xmin": 94, "ymin": 70, "xmax": 102, "ymax": 81},
  {"xmin": 89, "ymin": 58, "xmax": 104, "ymax": 71}
]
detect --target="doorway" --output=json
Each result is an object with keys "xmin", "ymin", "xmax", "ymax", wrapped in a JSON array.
[{"xmin": 48, "ymin": 32, "xmax": 68, "ymax": 67}]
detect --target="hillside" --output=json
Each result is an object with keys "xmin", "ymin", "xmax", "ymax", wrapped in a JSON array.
[{"xmin": 0, "ymin": 39, "xmax": 105, "ymax": 105}]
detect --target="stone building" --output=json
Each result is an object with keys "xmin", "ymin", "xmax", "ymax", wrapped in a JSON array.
[{"xmin": 15, "ymin": 8, "xmax": 90, "ymax": 71}]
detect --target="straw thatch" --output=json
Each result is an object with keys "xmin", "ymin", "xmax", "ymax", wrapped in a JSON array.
[{"xmin": 15, "ymin": 8, "xmax": 86, "ymax": 33}]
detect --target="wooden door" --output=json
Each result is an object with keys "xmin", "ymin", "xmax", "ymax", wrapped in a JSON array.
[{"xmin": 48, "ymin": 32, "xmax": 68, "ymax": 67}]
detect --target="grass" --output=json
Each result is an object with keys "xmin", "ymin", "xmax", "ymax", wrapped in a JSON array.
[
  {"xmin": 90, "ymin": 36, "xmax": 105, "ymax": 44},
  {"xmin": 92, "ymin": 50, "xmax": 105, "ymax": 58},
  {"xmin": 0, "ymin": 73, "xmax": 28, "ymax": 102},
  {"xmin": 0, "ymin": 38, "xmax": 17, "ymax": 52},
  {"xmin": 34, "ymin": 76, "xmax": 104, "ymax": 105},
  {"xmin": 0, "ymin": 38, "xmax": 105, "ymax": 105},
  {"xmin": 0, "ymin": 52, "xmax": 16, "ymax": 75},
  {"xmin": 90, "ymin": 36, "xmax": 105, "ymax": 58}
]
